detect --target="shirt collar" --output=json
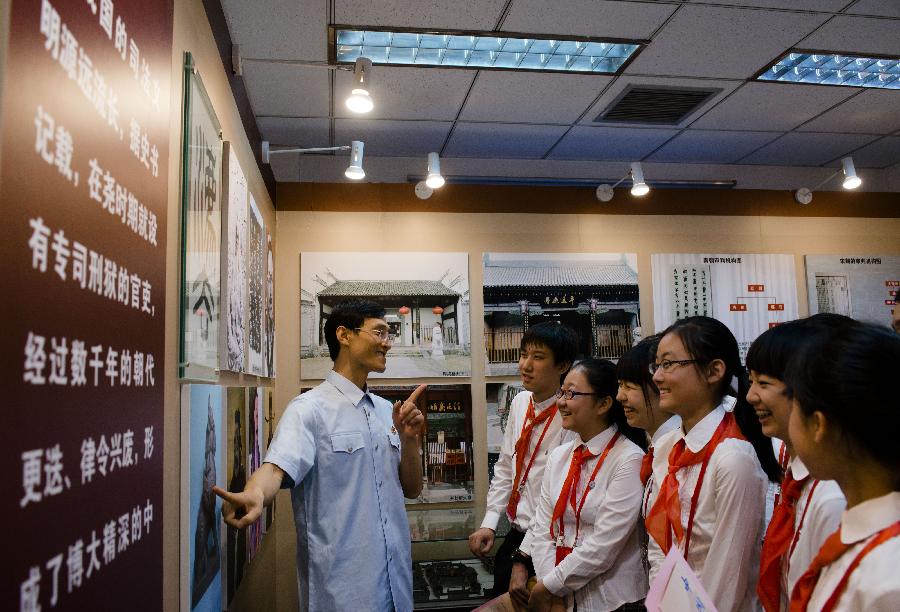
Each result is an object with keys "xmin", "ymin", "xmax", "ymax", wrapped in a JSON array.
[
  {"xmin": 533, "ymin": 393, "xmax": 558, "ymax": 413},
  {"xmin": 840, "ymin": 491, "xmax": 900, "ymax": 544},
  {"xmin": 788, "ymin": 455, "xmax": 810, "ymax": 481},
  {"xmin": 326, "ymin": 370, "xmax": 367, "ymax": 407},
  {"xmin": 650, "ymin": 415, "xmax": 682, "ymax": 447},
  {"xmin": 680, "ymin": 398, "xmax": 731, "ymax": 453},
  {"xmin": 583, "ymin": 424, "xmax": 619, "ymax": 455}
]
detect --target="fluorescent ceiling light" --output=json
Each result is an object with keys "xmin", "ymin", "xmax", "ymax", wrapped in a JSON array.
[
  {"xmin": 425, "ymin": 152, "xmax": 445, "ymax": 189},
  {"xmin": 334, "ymin": 28, "xmax": 641, "ymax": 74},
  {"xmin": 344, "ymin": 141, "xmax": 365, "ymax": 180},
  {"xmin": 758, "ymin": 51, "xmax": 900, "ymax": 90}
]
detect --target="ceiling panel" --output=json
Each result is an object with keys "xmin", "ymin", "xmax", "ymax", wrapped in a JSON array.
[
  {"xmin": 444, "ymin": 123, "xmax": 569, "ymax": 158},
  {"xmin": 738, "ymin": 132, "xmax": 879, "ymax": 166},
  {"xmin": 579, "ymin": 75, "xmax": 741, "ymax": 127},
  {"xmin": 333, "ymin": 66, "xmax": 474, "ymax": 121},
  {"xmin": 459, "ymin": 72, "xmax": 612, "ymax": 124},
  {"xmin": 797, "ymin": 89, "xmax": 900, "ymax": 134},
  {"xmin": 685, "ymin": 0, "xmax": 847, "ymax": 10},
  {"xmin": 222, "ymin": 0, "xmax": 326, "ymax": 61},
  {"xmin": 845, "ymin": 0, "xmax": 900, "ymax": 18},
  {"xmin": 501, "ymin": 0, "xmax": 677, "ymax": 39},
  {"xmin": 625, "ymin": 5, "xmax": 829, "ymax": 79},
  {"xmin": 269, "ymin": 152, "xmax": 302, "ymax": 182},
  {"xmin": 647, "ymin": 129, "xmax": 782, "ymax": 163},
  {"xmin": 798, "ymin": 15, "xmax": 900, "ymax": 56},
  {"xmin": 242, "ymin": 63, "xmax": 330, "ymax": 117},
  {"xmin": 844, "ymin": 136, "xmax": 900, "ymax": 169},
  {"xmin": 335, "ymin": 119, "xmax": 453, "ymax": 157},
  {"xmin": 257, "ymin": 117, "xmax": 330, "ymax": 146},
  {"xmin": 691, "ymin": 82, "xmax": 857, "ymax": 131},
  {"xmin": 547, "ymin": 126, "xmax": 681, "ymax": 160},
  {"xmin": 334, "ymin": 0, "xmax": 508, "ymax": 30}
]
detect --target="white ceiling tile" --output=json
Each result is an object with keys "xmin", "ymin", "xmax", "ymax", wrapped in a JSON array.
[
  {"xmin": 501, "ymin": 0, "xmax": 677, "ymax": 39},
  {"xmin": 648, "ymin": 130, "xmax": 782, "ymax": 163},
  {"xmin": 579, "ymin": 75, "xmax": 742, "ymax": 127},
  {"xmin": 845, "ymin": 0, "xmax": 900, "ymax": 18},
  {"xmin": 459, "ymin": 72, "xmax": 612, "ymax": 124},
  {"xmin": 333, "ymin": 66, "xmax": 474, "ymax": 121},
  {"xmin": 334, "ymin": 0, "xmax": 508, "ymax": 30},
  {"xmin": 335, "ymin": 119, "xmax": 453, "ymax": 157},
  {"xmin": 257, "ymin": 117, "xmax": 330, "ymax": 146},
  {"xmin": 692, "ymin": 82, "xmax": 857, "ymax": 131},
  {"xmin": 845, "ymin": 136, "xmax": 900, "ymax": 169},
  {"xmin": 686, "ymin": 0, "xmax": 846, "ymax": 10},
  {"xmin": 797, "ymin": 15, "xmax": 900, "ymax": 56},
  {"xmin": 444, "ymin": 123, "xmax": 569, "ymax": 158},
  {"xmin": 626, "ymin": 5, "xmax": 829, "ymax": 79},
  {"xmin": 242, "ymin": 63, "xmax": 330, "ymax": 116},
  {"xmin": 222, "ymin": 0, "xmax": 326, "ymax": 61},
  {"xmin": 548, "ymin": 126, "xmax": 681, "ymax": 160},
  {"xmin": 738, "ymin": 132, "xmax": 879, "ymax": 165},
  {"xmin": 797, "ymin": 90, "xmax": 900, "ymax": 134}
]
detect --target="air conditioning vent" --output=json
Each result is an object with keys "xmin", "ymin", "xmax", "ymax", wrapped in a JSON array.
[{"xmin": 595, "ymin": 85, "xmax": 719, "ymax": 125}]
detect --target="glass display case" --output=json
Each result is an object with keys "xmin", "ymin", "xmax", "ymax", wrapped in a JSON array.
[{"xmin": 412, "ymin": 558, "xmax": 494, "ymax": 608}]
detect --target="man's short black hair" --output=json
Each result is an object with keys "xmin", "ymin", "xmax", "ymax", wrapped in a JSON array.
[
  {"xmin": 520, "ymin": 321, "xmax": 579, "ymax": 369},
  {"xmin": 323, "ymin": 299, "xmax": 386, "ymax": 361}
]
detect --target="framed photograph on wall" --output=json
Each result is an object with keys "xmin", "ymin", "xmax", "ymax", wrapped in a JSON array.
[
  {"xmin": 220, "ymin": 142, "xmax": 248, "ymax": 373},
  {"xmin": 247, "ymin": 196, "xmax": 266, "ymax": 376},
  {"xmin": 483, "ymin": 253, "xmax": 641, "ymax": 376},
  {"xmin": 180, "ymin": 54, "xmax": 222, "ymax": 380},
  {"xmin": 265, "ymin": 232, "xmax": 276, "ymax": 378},
  {"xmin": 804, "ymin": 255, "xmax": 899, "ymax": 327},
  {"xmin": 225, "ymin": 387, "xmax": 247, "ymax": 604},
  {"xmin": 300, "ymin": 252, "xmax": 472, "ymax": 380}
]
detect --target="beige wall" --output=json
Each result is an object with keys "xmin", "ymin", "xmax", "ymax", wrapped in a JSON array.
[{"xmin": 166, "ymin": 0, "xmax": 276, "ymax": 610}]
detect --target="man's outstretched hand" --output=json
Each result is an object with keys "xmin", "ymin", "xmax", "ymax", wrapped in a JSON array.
[{"xmin": 212, "ymin": 486, "xmax": 264, "ymax": 529}]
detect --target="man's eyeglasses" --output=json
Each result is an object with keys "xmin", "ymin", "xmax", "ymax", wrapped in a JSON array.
[
  {"xmin": 355, "ymin": 328, "xmax": 394, "ymax": 343},
  {"xmin": 649, "ymin": 359, "xmax": 698, "ymax": 375},
  {"xmin": 556, "ymin": 388, "xmax": 600, "ymax": 401}
]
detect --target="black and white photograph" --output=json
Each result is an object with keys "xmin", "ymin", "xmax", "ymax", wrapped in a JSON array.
[
  {"xmin": 247, "ymin": 196, "xmax": 265, "ymax": 376},
  {"xmin": 483, "ymin": 252, "xmax": 641, "ymax": 376},
  {"xmin": 220, "ymin": 143, "xmax": 247, "ymax": 374},
  {"xmin": 300, "ymin": 252, "xmax": 471, "ymax": 379}
]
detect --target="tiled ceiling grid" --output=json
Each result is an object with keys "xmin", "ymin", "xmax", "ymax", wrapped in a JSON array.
[{"xmin": 221, "ymin": 0, "xmax": 900, "ymax": 185}]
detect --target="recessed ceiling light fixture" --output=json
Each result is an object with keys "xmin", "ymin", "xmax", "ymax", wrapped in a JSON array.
[
  {"xmin": 757, "ymin": 50, "xmax": 900, "ymax": 90},
  {"xmin": 261, "ymin": 139, "xmax": 366, "ymax": 181},
  {"xmin": 331, "ymin": 26, "xmax": 644, "ymax": 74},
  {"xmin": 793, "ymin": 155, "xmax": 862, "ymax": 205}
]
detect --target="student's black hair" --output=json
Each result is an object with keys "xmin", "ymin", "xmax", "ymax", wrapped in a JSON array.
[
  {"xmin": 571, "ymin": 358, "xmax": 648, "ymax": 451},
  {"xmin": 662, "ymin": 316, "xmax": 781, "ymax": 482},
  {"xmin": 520, "ymin": 321, "xmax": 579, "ymax": 383},
  {"xmin": 785, "ymin": 321, "xmax": 900, "ymax": 476},
  {"xmin": 746, "ymin": 313, "xmax": 856, "ymax": 384},
  {"xmin": 616, "ymin": 334, "xmax": 661, "ymax": 413},
  {"xmin": 323, "ymin": 299, "xmax": 386, "ymax": 361}
]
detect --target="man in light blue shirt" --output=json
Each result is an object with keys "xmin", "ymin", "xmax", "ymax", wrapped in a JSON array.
[{"xmin": 215, "ymin": 300, "xmax": 425, "ymax": 610}]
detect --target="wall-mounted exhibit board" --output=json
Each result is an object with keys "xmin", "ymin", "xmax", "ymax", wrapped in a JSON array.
[
  {"xmin": 805, "ymin": 255, "xmax": 900, "ymax": 326},
  {"xmin": 0, "ymin": 1, "xmax": 173, "ymax": 609},
  {"xmin": 651, "ymin": 253, "xmax": 799, "ymax": 362}
]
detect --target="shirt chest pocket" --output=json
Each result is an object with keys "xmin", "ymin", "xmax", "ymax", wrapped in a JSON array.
[
  {"xmin": 330, "ymin": 431, "xmax": 366, "ymax": 454},
  {"xmin": 387, "ymin": 431, "xmax": 401, "ymax": 455}
]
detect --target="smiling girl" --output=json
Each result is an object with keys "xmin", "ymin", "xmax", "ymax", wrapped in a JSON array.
[
  {"xmin": 785, "ymin": 322, "xmax": 900, "ymax": 611},
  {"xmin": 644, "ymin": 316, "xmax": 780, "ymax": 612},
  {"xmin": 520, "ymin": 359, "xmax": 647, "ymax": 612}
]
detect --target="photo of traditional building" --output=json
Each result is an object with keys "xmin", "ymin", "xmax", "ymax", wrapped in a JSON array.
[
  {"xmin": 483, "ymin": 253, "xmax": 640, "ymax": 376},
  {"xmin": 300, "ymin": 252, "xmax": 471, "ymax": 379}
]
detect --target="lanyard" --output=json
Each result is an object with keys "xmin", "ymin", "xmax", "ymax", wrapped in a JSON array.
[
  {"xmin": 514, "ymin": 401, "xmax": 556, "ymax": 493},
  {"xmin": 821, "ymin": 521, "xmax": 900, "ymax": 612},
  {"xmin": 787, "ymin": 480, "xmax": 820, "ymax": 560},
  {"xmin": 552, "ymin": 431, "xmax": 621, "ymax": 546}
]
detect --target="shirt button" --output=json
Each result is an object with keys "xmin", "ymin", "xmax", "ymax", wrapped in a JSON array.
[
  {"xmin": 375, "ymin": 444, "xmax": 379, "ymax": 450},
  {"xmin": 346, "ymin": 446, "xmax": 352, "ymax": 452}
]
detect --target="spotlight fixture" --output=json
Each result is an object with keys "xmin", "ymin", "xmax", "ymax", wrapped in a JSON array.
[
  {"xmin": 594, "ymin": 162, "xmax": 651, "ymax": 202},
  {"xmin": 414, "ymin": 181, "xmax": 433, "ymax": 200},
  {"xmin": 793, "ymin": 155, "xmax": 862, "ymax": 205},
  {"xmin": 346, "ymin": 57, "xmax": 374, "ymax": 113},
  {"xmin": 425, "ymin": 152, "xmax": 445, "ymax": 189},
  {"xmin": 260, "ymin": 139, "xmax": 366, "ymax": 181}
]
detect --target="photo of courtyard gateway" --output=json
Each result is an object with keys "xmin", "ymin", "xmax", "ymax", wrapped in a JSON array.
[
  {"xmin": 300, "ymin": 252, "xmax": 472, "ymax": 379},
  {"xmin": 483, "ymin": 253, "xmax": 641, "ymax": 376}
]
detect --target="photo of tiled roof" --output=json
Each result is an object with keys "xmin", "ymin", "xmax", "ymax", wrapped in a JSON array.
[
  {"xmin": 318, "ymin": 280, "xmax": 459, "ymax": 297},
  {"xmin": 483, "ymin": 261, "xmax": 637, "ymax": 287}
]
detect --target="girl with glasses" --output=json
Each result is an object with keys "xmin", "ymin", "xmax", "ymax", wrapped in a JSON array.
[
  {"xmin": 784, "ymin": 322, "xmax": 900, "ymax": 611},
  {"xmin": 518, "ymin": 358, "xmax": 647, "ymax": 611},
  {"xmin": 644, "ymin": 316, "xmax": 780, "ymax": 612}
]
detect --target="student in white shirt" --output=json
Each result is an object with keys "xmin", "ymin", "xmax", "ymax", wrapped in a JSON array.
[
  {"xmin": 469, "ymin": 322, "xmax": 580, "ymax": 597},
  {"xmin": 746, "ymin": 316, "xmax": 849, "ymax": 612},
  {"xmin": 645, "ymin": 316, "xmax": 781, "ymax": 612},
  {"xmin": 785, "ymin": 322, "xmax": 900, "ymax": 611},
  {"xmin": 517, "ymin": 358, "xmax": 648, "ymax": 611},
  {"xmin": 615, "ymin": 335, "xmax": 681, "ymax": 520}
]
